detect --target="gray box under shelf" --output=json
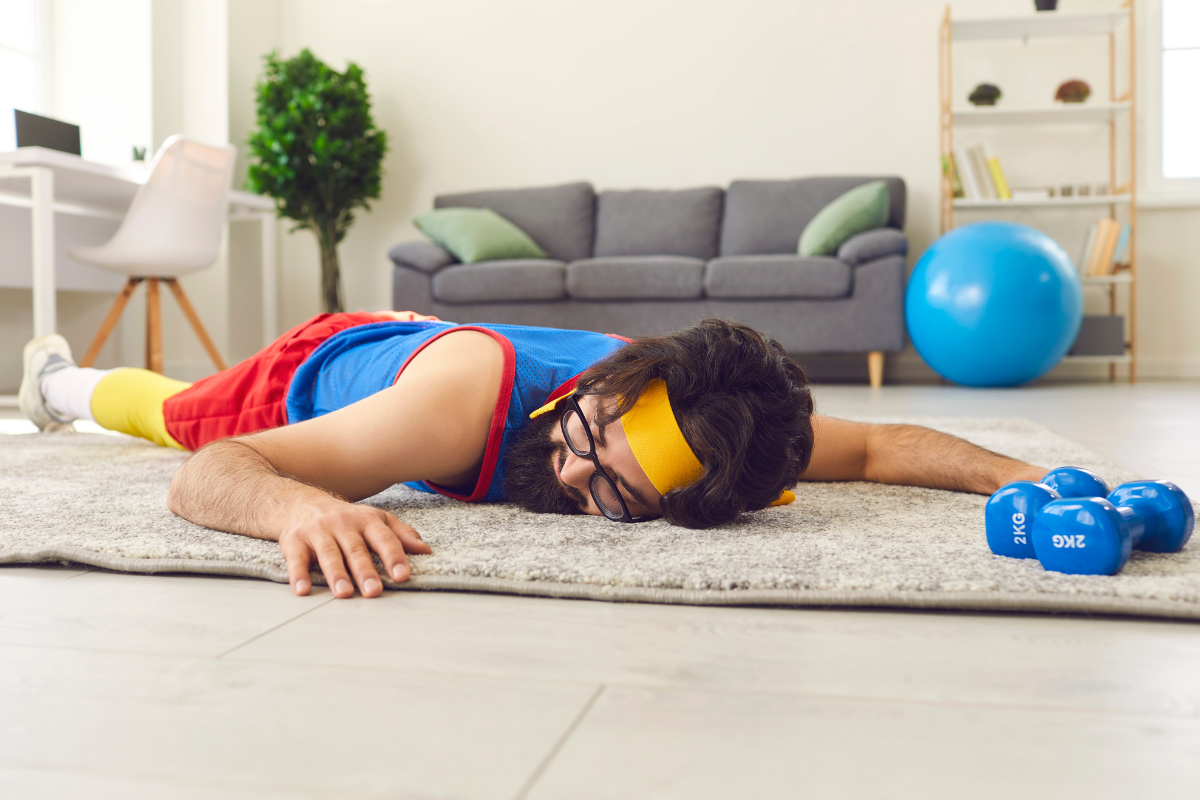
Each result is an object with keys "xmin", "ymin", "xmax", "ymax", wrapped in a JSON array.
[{"xmin": 1069, "ymin": 315, "xmax": 1126, "ymax": 356}]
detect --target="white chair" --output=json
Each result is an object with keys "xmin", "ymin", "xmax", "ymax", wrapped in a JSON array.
[{"xmin": 71, "ymin": 135, "xmax": 236, "ymax": 373}]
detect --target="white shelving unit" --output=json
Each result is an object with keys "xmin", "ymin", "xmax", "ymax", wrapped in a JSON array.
[
  {"xmin": 938, "ymin": 2, "xmax": 1138, "ymax": 381},
  {"xmin": 952, "ymin": 9, "xmax": 1129, "ymax": 41},
  {"xmin": 953, "ymin": 101, "xmax": 1129, "ymax": 127},
  {"xmin": 953, "ymin": 195, "xmax": 1133, "ymax": 209}
]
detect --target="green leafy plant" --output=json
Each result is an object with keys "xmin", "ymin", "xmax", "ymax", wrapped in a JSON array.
[{"xmin": 247, "ymin": 49, "xmax": 388, "ymax": 313}]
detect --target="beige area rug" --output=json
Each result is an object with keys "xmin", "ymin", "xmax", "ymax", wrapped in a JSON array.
[{"xmin": 1, "ymin": 418, "xmax": 1198, "ymax": 620}]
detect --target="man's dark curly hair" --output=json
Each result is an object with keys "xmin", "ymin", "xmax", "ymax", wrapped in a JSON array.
[{"xmin": 574, "ymin": 318, "xmax": 815, "ymax": 528}]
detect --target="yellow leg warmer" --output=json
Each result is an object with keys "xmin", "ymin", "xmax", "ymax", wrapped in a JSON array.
[{"xmin": 91, "ymin": 368, "xmax": 193, "ymax": 450}]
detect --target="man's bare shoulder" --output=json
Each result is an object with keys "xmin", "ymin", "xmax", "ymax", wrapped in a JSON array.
[
  {"xmin": 236, "ymin": 328, "xmax": 506, "ymax": 500},
  {"xmin": 400, "ymin": 328, "xmax": 505, "ymax": 385}
]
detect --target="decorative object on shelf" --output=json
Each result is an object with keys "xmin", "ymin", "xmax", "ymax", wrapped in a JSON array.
[
  {"xmin": 247, "ymin": 48, "xmax": 389, "ymax": 313},
  {"xmin": 905, "ymin": 222, "xmax": 1083, "ymax": 387},
  {"xmin": 131, "ymin": 146, "xmax": 146, "ymax": 162},
  {"xmin": 968, "ymin": 83, "xmax": 1002, "ymax": 106},
  {"xmin": 1060, "ymin": 185, "xmax": 1074, "ymax": 197},
  {"xmin": 1078, "ymin": 184, "xmax": 1092, "ymax": 197},
  {"xmin": 1034, "ymin": 0, "xmax": 1059, "ymax": 11},
  {"xmin": 1095, "ymin": 182, "xmax": 1110, "ymax": 196},
  {"xmin": 1055, "ymin": 79, "xmax": 1092, "ymax": 103}
]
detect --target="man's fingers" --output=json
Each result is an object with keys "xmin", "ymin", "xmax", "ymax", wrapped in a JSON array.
[
  {"xmin": 383, "ymin": 514, "xmax": 433, "ymax": 556},
  {"xmin": 362, "ymin": 519, "xmax": 411, "ymax": 583},
  {"xmin": 333, "ymin": 527, "xmax": 385, "ymax": 598},
  {"xmin": 312, "ymin": 534, "xmax": 356, "ymax": 599},
  {"xmin": 280, "ymin": 533, "xmax": 314, "ymax": 596}
]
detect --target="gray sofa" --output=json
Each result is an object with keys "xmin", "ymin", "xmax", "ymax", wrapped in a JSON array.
[{"xmin": 390, "ymin": 177, "xmax": 908, "ymax": 386}]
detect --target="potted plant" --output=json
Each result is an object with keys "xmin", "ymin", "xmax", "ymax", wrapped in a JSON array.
[{"xmin": 247, "ymin": 49, "xmax": 388, "ymax": 313}]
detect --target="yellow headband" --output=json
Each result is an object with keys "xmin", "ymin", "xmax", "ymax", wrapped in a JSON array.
[
  {"xmin": 620, "ymin": 379, "xmax": 705, "ymax": 495},
  {"xmin": 529, "ymin": 379, "xmax": 794, "ymax": 505}
]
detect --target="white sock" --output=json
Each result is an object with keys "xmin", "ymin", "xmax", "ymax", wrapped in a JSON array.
[{"xmin": 40, "ymin": 366, "xmax": 114, "ymax": 423}]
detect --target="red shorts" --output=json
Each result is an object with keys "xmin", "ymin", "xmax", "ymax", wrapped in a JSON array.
[{"xmin": 163, "ymin": 312, "xmax": 416, "ymax": 451}]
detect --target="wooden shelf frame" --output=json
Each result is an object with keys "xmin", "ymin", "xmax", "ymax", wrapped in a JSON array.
[{"xmin": 939, "ymin": 2, "xmax": 1139, "ymax": 382}]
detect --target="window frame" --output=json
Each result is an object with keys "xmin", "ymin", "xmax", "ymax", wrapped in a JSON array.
[
  {"xmin": 0, "ymin": 0, "xmax": 53, "ymax": 118},
  {"xmin": 1142, "ymin": 0, "xmax": 1200, "ymax": 198}
]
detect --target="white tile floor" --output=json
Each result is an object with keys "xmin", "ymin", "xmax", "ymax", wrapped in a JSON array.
[{"xmin": 2, "ymin": 382, "xmax": 1199, "ymax": 799}]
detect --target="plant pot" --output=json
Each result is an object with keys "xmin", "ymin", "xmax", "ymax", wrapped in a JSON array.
[{"xmin": 1034, "ymin": 0, "xmax": 1058, "ymax": 10}]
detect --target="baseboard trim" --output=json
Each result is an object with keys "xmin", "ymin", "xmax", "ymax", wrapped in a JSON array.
[{"xmin": 797, "ymin": 352, "xmax": 1200, "ymax": 385}]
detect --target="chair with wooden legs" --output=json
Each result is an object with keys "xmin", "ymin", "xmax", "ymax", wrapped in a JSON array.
[{"xmin": 69, "ymin": 136, "xmax": 236, "ymax": 374}]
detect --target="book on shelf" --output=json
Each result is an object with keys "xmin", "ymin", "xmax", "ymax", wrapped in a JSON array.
[
  {"xmin": 953, "ymin": 145, "xmax": 983, "ymax": 200},
  {"xmin": 941, "ymin": 154, "xmax": 964, "ymax": 198},
  {"xmin": 982, "ymin": 144, "xmax": 1012, "ymax": 200},
  {"xmin": 1077, "ymin": 224, "xmax": 1097, "ymax": 275},
  {"xmin": 1078, "ymin": 219, "xmax": 1129, "ymax": 277},
  {"xmin": 1111, "ymin": 223, "xmax": 1131, "ymax": 267},
  {"xmin": 1093, "ymin": 220, "xmax": 1122, "ymax": 276},
  {"xmin": 966, "ymin": 145, "xmax": 997, "ymax": 199}
]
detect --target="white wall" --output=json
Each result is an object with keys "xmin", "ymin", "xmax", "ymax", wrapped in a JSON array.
[
  {"xmin": 1, "ymin": 0, "xmax": 1195, "ymax": 391},
  {"xmin": 221, "ymin": 0, "xmax": 1196, "ymax": 382}
]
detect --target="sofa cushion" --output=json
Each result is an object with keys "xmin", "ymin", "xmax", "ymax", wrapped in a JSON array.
[
  {"xmin": 432, "ymin": 260, "xmax": 566, "ymax": 304},
  {"xmin": 798, "ymin": 180, "xmax": 890, "ymax": 257},
  {"xmin": 567, "ymin": 256, "xmax": 705, "ymax": 300},
  {"xmin": 593, "ymin": 187, "xmax": 723, "ymax": 259},
  {"xmin": 704, "ymin": 255, "xmax": 852, "ymax": 299},
  {"xmin": 837, "ymin": 227, "xmax": 909, "ymax": 266},
  {"xmin": 434, "ymin": 182, "xmax": 595, "ymax": 263},
  {"xmin": 720, "ymin": 177, "xmax": 906, "ymax": 256},
  {"xmin": 414, "ymin": 208, "xmax": 547, "ymax": 264},
  {"xmin": 388, "ymin": 240, "xmax": 457, "ymax": 274}
]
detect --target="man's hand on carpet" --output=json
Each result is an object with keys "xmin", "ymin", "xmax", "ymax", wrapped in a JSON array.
[{"xmin": 278, "ymin": 501, "xmax": 433, "ymax": 599}]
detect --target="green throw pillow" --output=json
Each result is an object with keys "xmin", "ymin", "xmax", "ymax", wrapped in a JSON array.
[
  {"xmin": 414, "ymin": 207, "xmax": 547, "ymax": 264},
  {"xmin": 798, "ymin": 180, "xmax": 890, "ymax": 257}
]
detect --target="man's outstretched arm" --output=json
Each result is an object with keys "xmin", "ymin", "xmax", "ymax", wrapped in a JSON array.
[
  {"xmin": 799, "ymin": 415, "xmax": 1046, "ymax": 494},
  {"xmin": 168, "ymin": 437, "xmax": 431, "ymax": 599},
  {"xmin": 167, "ymin": 331, "xmax": 503, "ymax": 598}
]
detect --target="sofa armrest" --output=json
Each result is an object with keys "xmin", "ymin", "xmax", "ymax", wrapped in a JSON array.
[
  {"xmin": 388, "ymin": 240, "xmax": 458, "ymax": 274},
  {"xmin": 837, "ymin": 228, "xmax": 908, "ymax": 267}
]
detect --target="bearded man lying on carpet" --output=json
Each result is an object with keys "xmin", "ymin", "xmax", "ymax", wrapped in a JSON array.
[{"xmin": 20, "ymin": 313, "xmax": 1047, "ymax": 599}]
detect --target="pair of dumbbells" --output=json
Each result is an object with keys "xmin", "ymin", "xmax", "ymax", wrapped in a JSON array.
[{"xmin": 986, "ymin": 467, "xmax": 1194, "ymax": 575}]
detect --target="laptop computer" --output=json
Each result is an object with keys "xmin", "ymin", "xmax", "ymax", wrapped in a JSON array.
[{"xmin": 15, "ymin": 109, "xmax": 81, "ymax": 155}]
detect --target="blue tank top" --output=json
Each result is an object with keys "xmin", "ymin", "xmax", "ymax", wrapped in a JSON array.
[{"xmin": 285, "ymin": 320, "xmax": 629, "ymax": 502}]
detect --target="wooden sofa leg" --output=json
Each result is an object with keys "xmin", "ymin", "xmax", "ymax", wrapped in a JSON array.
[{"xmin": 867, "ymin": 351, "xmax": 884, "ymax": 388}]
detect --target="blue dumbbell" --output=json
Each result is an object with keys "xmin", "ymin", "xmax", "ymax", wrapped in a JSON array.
[
  {"xmin": 1033, "ymin": 480, "xmax": 1195, "ymax": 575},
  {"xmin": 985, "ymin": 467, "xmax": 1109, "ymax": 559}
]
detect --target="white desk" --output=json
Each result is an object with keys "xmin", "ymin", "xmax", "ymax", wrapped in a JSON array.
[{"xmin": 0, "ymin": 147, "xmax": 279, "ymax": 347}]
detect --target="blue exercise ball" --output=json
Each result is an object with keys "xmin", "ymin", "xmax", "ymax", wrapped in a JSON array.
[{"xmin": 906, "ymin": 222, "xmax": 1083, "ymax": 387}]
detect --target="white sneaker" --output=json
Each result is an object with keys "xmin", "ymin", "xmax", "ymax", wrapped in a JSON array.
[{"xmin": 19, "ymin": 335, "xmax": 77, "ymax": 432}]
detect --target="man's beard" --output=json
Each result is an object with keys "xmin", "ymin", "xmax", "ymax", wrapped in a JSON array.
[{"xmin": 504, "ymin": 410, "xmax": 587, "ymax": 515}]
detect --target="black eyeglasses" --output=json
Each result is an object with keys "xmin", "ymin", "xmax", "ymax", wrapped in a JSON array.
[{"xmin": 560, "ymin": 395, "xmax": 657, "ymax": 523}]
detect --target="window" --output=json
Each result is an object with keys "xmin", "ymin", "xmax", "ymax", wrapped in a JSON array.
[
  {"xmin": 1162, "ymin": 0, "xmax": 1200, "ymax": 178},
  {"xmin": 1145, "ymin": 0, "xmax": 1200, "ymax": 195},
  {"xmin": 0, "ymin": 0, "xmax": 50, "ymax": 152}
]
